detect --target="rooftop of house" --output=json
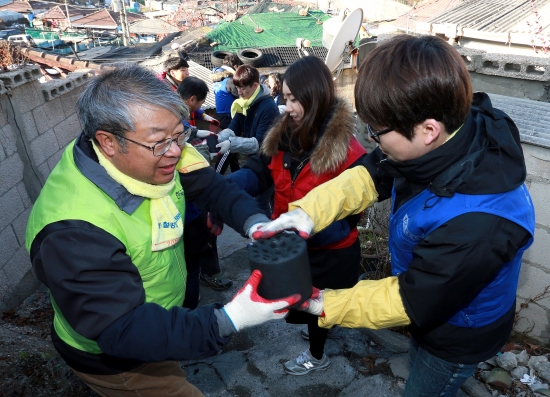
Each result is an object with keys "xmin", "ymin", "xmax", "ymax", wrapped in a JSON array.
[
  {"xmin": 391, "ymin": 0, "xmax": 463, "ymax": 33},
  {"xmin": 390, "ymin": 0, "xmax": 550, "ymax": 53},
  {"xmin": 70, "ymin": 8, "xmax": 144, "ymax": 29},
  {"xmin": 129, "ymin": 18, "xmax": 179, "ymax": 35},
  {"xmin": 0, "ymin": 0, "xmax": 31, "ymax": 13}
]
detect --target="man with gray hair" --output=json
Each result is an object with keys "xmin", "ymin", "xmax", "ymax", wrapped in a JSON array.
[{"xmin": 25, "ymin": 65, "xmax": 300, "ymax": 397}]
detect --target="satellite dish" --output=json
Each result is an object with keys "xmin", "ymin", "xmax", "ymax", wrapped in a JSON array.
[{"xmin": 323, "ymin": 8, "xmax": 363, "ymax": 77}]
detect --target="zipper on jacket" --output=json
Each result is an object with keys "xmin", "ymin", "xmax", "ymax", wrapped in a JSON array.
[
  {"xmin": 291, "ymin": 157, "xmax": 309, "ymax": 189},
  {"xmin": 173, "ymin": 244, "xmax": 186, "ymax": 284}
]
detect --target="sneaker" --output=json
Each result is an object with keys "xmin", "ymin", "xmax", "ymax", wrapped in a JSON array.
[
  {"xmin": 200, "ymin": 273, "xmax": 233, "ymax": 291},
  {"xmin": 283, "ymin": 350, "xmax": 331, "ymax": 376},
  {"xmin": 300, "ymin": 326, "xmax": 342, "ymax": 340}
]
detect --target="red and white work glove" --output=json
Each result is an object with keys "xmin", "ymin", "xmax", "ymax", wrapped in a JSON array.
[
  {"xmin": 249, "ymin": 208, "xmax": 315, "ymax": 240},
  {"xmin": 298, "ymin": 287, "xmax": 325, "ymax": 317},
  {"xmin": 207, "ymin": 212, "xmax": 224, "ymax": 236},
  {"xmin": 223, "ymin": 270, "xmax": 301, "ymax": 331},
  {"xmin": 196, "ymin": 130, "xmax": 215, "ymax": 138},
  {"xmin": 209, "ymin": 118, "xmax": 221, "ymax": 127}
]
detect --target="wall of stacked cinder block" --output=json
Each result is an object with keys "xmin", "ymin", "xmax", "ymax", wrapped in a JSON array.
[{"xmin": 0, "ymin": 65, "xmax": 90, "ymax": 312}]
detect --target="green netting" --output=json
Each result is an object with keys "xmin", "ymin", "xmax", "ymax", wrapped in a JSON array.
[{"xmin": 207, "ymin": 11, "xmax": 331, "ymax": 51}]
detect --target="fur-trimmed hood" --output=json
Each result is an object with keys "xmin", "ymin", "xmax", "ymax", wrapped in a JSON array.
[
  {"xmin": 261, "ymin": 98, "xmax": 356, "ymax": 175},
  {"xmin": 210, "ymin": 66, "xmax": 235, "ymax": 82}
]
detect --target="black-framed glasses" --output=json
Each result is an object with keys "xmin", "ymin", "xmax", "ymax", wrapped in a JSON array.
[
  {"xmin": 108, "ymin": 128, "xmax": 189, "ymax": 157},
  {"xmin": 366, "ymin": 124, "xmax": 392, "ymax": 144}
]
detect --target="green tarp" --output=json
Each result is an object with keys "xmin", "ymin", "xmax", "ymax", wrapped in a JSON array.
[{"xmin": 207, "ymin": 11, "xmax": 330, "ymax": 51}]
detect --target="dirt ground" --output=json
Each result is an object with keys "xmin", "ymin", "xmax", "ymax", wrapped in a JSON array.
[{"xmin": 0, "ymin": 289, "xmax": 95, "ymax": 397}]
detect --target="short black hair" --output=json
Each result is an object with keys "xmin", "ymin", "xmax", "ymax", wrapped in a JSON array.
[
  {"xmin": 163, "ymin": 56, "xmax": 189, "ymax": 72},
  {"xmin": 177, "ymin": 76, "xmax": 208, "ymax": 101}
]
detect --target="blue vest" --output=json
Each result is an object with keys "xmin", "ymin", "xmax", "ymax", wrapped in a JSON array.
[
  {"xmin": 214, "ymin": 78, "xmax": 237, "ymax": 114},
  {"xmin": 389, "ymin": 184, "xmax": 535, "ymax": 328}
]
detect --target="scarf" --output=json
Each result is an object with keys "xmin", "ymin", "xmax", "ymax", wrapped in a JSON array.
[
  {"xmin": 92, "ymin": 141, "xmax": 182, "ymax": 252},
  {"xmin": 231, "ymin": 84, "xmax": 261, "ymax": 118}
]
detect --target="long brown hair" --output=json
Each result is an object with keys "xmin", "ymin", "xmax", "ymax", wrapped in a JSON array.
[{"xmin": 282, "ymin": 57, "xmax": 336, "ymax": 153}]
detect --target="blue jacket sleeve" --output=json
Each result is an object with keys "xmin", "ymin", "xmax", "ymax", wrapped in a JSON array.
[
  {"xmin": 179, "ymin": 166, "xmax": 269, "ymax": 235},
  {"xmin": 308, "ymin": 219, "xmax": 352, "ymax": 247},
  {"xmin": 226, "ymin": 168, "xmax": 260, "ymax": 197}
]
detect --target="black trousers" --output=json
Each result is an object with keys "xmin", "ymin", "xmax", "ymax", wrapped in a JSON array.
[
  {"xmin": 285, "ymin": 239, "xmax": 361, "ymax": 359},
  {"xmin": 182, "ymin": 211, "xmax": 220, "ymax": 309}
]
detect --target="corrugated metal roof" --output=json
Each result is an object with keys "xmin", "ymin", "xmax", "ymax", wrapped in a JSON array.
[
  {"xmin": 146, "ymin": 58, "xmax": 216, "ymax": 110},
  {"xmin": 429, "ymin": 0, "xmax": 550, "ymax": 34},
  {"xmin": 489, "ymin": 93, "xmax": 550, "ymax": 148},
  {"xmin": 188, "ymin": 60, "xmax": 216, "ymax": 110},
  {"xmin": 391, "ymin": 0, "xmax": 463, "ymax": 31}
]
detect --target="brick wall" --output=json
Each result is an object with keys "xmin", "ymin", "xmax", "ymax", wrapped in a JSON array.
[{"xmin": 0, "ymin": 66, "xmax": 90, "ymax": 312}]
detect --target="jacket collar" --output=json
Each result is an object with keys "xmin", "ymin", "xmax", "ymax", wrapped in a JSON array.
[
  {"xmin": 380, "ymin": 92, "xmax": 526, "ymax": 201},
  {"xmin": 261, "ymin": 97, "xmax": 355, "ymax": 175},
  {"xmin": 210, "ymin": 69, "xmax": 234, "ymax": 82},
  {"xmin": 250, "ymin": 84, "xmax": 272, "ymax": 107},
  {"xmin": 73, "ymin": 133, "xmax": 145, "ymax": 214}
]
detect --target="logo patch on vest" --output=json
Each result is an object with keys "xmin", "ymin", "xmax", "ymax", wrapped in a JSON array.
[{"xmin": 402, "ymin": 214, "xmax": 425, "ymax": 241}]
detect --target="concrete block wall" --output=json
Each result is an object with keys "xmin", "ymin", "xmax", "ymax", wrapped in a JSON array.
[
  {"xmin": 458, "ymin": 47, "xmax": 550, "ymax": 102},
  {"xmin": 0, "ymin": 65, "xmax": 89, "ymax": 312},
  {"xmin": 516, "ymin": 144, "xmax": 550, "ymax": 344}
]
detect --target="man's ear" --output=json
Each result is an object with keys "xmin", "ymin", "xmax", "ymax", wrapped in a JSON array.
[
  {"xmin": 422, "ymin": 119, "xmax": 443, "ymax": 145},
  {"xmin": 94, "ymin": 130, "xmax": 117, "ymax": 157}
]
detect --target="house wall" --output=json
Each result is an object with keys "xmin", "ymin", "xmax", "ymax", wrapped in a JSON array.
[{"xmin": 0, "ymin": 66, "xmax": 90, "ymax": 312}]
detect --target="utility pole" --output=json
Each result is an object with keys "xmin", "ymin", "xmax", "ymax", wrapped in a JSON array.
[
  {"xmin": 64, "ymin": 0, "xmax": 72, "ymax": 28},
  {"xmin": 116, "ymin": 0, "xmax": 129, "ymax": 46}
]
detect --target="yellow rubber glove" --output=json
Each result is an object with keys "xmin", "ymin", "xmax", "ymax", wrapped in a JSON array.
[
  {"xmin": 289, "ymin": 166, "xmax": 378, "ymax": 234},
  {"xmin": 319, "ymin": 277, "xmax": 411, "ymax": 330}
]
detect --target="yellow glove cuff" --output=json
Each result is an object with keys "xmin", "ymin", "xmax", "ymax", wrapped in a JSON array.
[
  {"xmin": 319, "ymin": 277, "xmax": 410, "ymax": 330},
  {"xmin": 289, "ymin": 166, "xmax": 378, "ymax": 233}
]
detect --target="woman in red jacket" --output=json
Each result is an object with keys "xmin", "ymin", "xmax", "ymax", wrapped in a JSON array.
[{"xmin": 228, "ymin": 56, "xmax": 366, "ymax": 375}]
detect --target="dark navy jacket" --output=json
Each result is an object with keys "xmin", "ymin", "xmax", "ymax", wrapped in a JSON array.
[{"xmin": 227, "ymin": 85, "xmax": 279, "ymax": 146}]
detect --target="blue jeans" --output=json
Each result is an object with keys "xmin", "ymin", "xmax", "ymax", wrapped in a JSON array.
[{"xmin": 403, "ymin": 339, "xmax": 478, "ymax": 397}]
